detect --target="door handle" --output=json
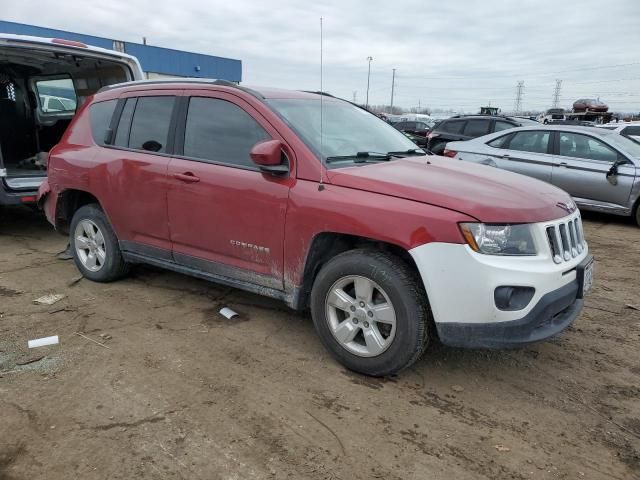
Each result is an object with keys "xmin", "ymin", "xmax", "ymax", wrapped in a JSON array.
[
  {"xmin": 558, "ymin": 162, "xmax": 568, "ymax": 167},
  {"xmin": 502, "ymin": 154, "xmax": 510, "ymax": 158},
  {"xmin": 173, "ymin": 172, "xmax": 200, "ymax": 183}
]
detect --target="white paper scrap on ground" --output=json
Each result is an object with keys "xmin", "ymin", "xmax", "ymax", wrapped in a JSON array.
[
  {"xmin": 28, "ymin": 335, "xmax": 59, "ymax": 349},
  {"xmin": 33, "ymin": 294, "xmax": 66, "ymax": 305},
  {"xmin": 219, "ymin": 307, "xmax": 239, "ymax": 319}
]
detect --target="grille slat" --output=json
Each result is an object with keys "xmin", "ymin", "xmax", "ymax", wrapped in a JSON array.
[{"xmin": 546, "ymin": 214, "xmax": 585, "ymax": 264}]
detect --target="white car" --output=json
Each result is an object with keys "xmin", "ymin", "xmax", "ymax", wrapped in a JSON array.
[
  {"xmin": 444, "ymin": 125, "xmax": 640, "ymax": 225},
  {"xmin": 39, "ymin": 94, "xmax": 77, "ymax": 113},
  {"xmin": 596, "ymin": 122, "xmax": 640, "ymax": 143}
]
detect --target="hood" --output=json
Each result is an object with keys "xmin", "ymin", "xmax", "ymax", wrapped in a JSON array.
[{"xmin": 326, "ymin": 156, "xmax": 574, "ymax": 223}]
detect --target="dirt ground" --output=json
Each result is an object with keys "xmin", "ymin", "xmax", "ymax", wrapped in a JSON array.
[{"xmin": 0, "ymin": 206, "xmax": 638, "ymax": 480}]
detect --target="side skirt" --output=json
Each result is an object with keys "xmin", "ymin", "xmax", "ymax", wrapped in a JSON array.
[{"xmin": 122, "ymin": 251, "xmax": 293, "ymax": 305}]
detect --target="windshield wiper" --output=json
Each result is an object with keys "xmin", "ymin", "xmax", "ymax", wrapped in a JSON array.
[
  {"xmin": 325, "ymin": 151, "xmax": 392, "ymax": 163},
  {"xmin": 386, "ymin": 148, "xmax": 428, "ymax": 156}
]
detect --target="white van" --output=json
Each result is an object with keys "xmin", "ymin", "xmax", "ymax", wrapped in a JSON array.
[{"xmin": 0, "ymin": 34, "xmax": 144, "ymax": 205}]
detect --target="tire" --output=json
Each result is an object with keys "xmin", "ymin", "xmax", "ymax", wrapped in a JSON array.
[
  {"xmin": 310, "ymin": 249, "xmax": 430, "ymax": 376},
  {"xmin": 69, "ymin": 204, "xmax": 129, "ymax": 282},
  {"xmin": 635, "ymin": 203, "xmax": 640, "ymax": 228}
]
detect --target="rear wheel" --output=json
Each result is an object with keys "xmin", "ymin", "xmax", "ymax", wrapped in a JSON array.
[
  {"xmin": 310, "ymin": 249, "xmax": 430, "ymax": 376},
  {"xmin": 70, "ymin": 204, "xmax": 129, "ymax": 282}
]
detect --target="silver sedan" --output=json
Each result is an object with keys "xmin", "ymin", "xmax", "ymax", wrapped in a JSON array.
[{"xmin": 445, "ymin": 126, "xmax": 640, "ymax": 226}]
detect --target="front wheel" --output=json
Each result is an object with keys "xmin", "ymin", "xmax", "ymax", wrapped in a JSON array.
[
  {"xmin": 635, "ymin": 203, "xmax": 640, "ymax": 228},
  {"xmin": 310, "ymin": 249, "xmax": 430, "ymax": 376},
  {"xmin": 70, "ymin": 204, "xmax": 129, "ymax": 282}
]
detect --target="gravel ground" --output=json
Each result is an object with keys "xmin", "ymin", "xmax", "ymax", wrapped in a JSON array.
[{"xmin": 1, "ymin": 206, "xmax": 638, "ymax": 480}]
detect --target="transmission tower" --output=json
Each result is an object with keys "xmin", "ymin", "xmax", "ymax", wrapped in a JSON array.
[
  {"xmin": 552, "ymin": 79, "xmax": 562, "ymax": 108},
  {"xmin": 514, "ymin": 81, "xmax": 524, "ymax": 114}
]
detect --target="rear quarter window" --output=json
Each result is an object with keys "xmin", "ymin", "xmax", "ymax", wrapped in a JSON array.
[
  {"xmin": 487, "ymin": 134, "xmax": 512, "ymax": 148},
  {"xmin": 89, "ymin": 99, "xmax": 117, "ymax": 146}
]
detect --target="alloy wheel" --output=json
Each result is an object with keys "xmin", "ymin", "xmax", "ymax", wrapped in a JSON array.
[{"xmin": 325, "ymin": 275, "xmax": 397, "ymax": 357}]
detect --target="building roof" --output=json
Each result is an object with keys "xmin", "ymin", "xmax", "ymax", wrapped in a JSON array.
[{"xmin": 0, "ymin": 20, "xmax": 241, "ymax": 82}]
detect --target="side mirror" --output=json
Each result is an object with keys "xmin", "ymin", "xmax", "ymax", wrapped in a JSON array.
[
  {"xmin": 606, "ymin": 159, "xmax": 627, "ymax": 185},
  {"xmin": 250, "ymin": 140, "xmax": 288, "ymax": 175}
]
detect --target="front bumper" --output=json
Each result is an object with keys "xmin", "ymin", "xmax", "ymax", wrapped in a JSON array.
[
  {"xmin": 435, "ymin": 278, "xmax": 583, "ymax": 348},
  {"xmin": 408, "ymin": 216, "xmax": 591, "ymax": 348}
]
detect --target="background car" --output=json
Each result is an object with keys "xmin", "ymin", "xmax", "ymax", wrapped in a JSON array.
[
  {"xmin": 393, "ymin": 119, "xmax": 432, "ymax": 139},
  {"xmin": 597, "ymin": 122, "xmax": 640, "ymax": 144},
  {"xmin": 426, "ymin": 114, "xmax": 538, "ymax": 154},
  {"xmin": 444, "ymin": 126, "xmax": 640, "ymax": 225}
]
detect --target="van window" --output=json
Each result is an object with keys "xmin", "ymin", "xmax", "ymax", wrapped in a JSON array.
[
  {"xmin": 35, "ymin": 78, "xmax": 77, "ymax": 113},
  {"xmin": 89, "ymin": 100, "xmax": 117, "ymax": 146},
  {"xmin": 128, "ymin": 96, "xmax": 176, "ymax": 153},
  {"xmin": 182, "ymin": 97, "xmax": 269, "ymax": 168}
]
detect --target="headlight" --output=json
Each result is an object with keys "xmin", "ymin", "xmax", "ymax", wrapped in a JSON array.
[{"xmin": 459, "ymin": 223, "xmax": 537, "ymax": 256}]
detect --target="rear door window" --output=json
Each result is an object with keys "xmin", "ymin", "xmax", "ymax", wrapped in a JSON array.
[
  {"xmin": 128, "ymin": 96, "xmax": 176, "ymax": 153},
  {"xmin": 463, "ymin": 119, "xmax": 490, "ymax": 137},
  {"xmin": 182, "ymin": 97, "xmax": 270, "ymax": 168},
  {"xmin": 89, "ymin": 99, "xmax": 118, "ymax": 146},
  {"xmin": 507, "ymin": 131, "xmax": 550, "ymax": 154},
  {"xmin": 440, "ymin": 120, "xmax": 466, "ymax": 134}
]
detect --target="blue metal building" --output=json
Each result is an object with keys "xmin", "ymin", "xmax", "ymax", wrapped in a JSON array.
[{"xmin": 0, "ymin": 20, "xmax": 242, "ymax": 82}]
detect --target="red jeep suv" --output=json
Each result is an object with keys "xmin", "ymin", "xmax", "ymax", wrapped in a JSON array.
[{"xmin": 40, "ymin": 79, "xmax": 593, "ymax": 376}]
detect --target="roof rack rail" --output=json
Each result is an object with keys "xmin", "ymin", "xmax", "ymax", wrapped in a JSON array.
[
  {"xmin": 98, "ymin": 78, "xmax": 265, "ymax": 99},
  {"xmin": 301, "ymin": 90, "xmax": 336, "ymax": 98}
]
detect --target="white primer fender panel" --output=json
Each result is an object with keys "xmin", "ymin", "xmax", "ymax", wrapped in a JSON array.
[{"xmin": 409, "ymin": 241, "xmax": 588, "ymax": 325}]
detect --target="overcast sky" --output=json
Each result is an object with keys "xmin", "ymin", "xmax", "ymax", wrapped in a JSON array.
[{"xmin": 6, "ymin": 0, "xmax": 640, "ymax": 112}]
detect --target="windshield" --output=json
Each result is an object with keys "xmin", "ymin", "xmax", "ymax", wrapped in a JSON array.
[
  {"xmin": 267, "ymin": 98, "xmax": 420, "ymax": 165},
  {"xmin": 604, "ymin": 132, "xmax": 640, "ymax": 158}
]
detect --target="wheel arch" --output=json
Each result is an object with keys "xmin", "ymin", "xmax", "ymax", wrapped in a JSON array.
[
  {"xmin": 292, "ymin": 232, "xmax": 422, "ymax": 311},
  {"xmin": 54, "ymin": 189, "xmax": 103, "ymax": 234}
]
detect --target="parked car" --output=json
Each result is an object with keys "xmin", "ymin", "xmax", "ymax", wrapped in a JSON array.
[
  {"xmin": 537, "ymin": 108, "xmax": 566, "ymax": 124},
  {"xmin": 400, "ymin": 130, "xmax": 429, "ymax": 148},
  {"xmin": 393, "ymin": 120, "xmax": 432, "ymax": 147},
  {"xmin": 597, "ymin": 122, "xmax": 640, "ymax": 144},
  {"xmin": 445, "ymin": 126, "xmax": 640, "ymax": 225},
  {"xmin": 0, "ymin": 34, "xmax": 144, "ymax": 206},
  {"xmin": 427, "ymin": 115, "xmax": 538, "ymax": 154},
  {"xmin": 40, "ymin": 80, "xmax": 592, "ymax": 376}
]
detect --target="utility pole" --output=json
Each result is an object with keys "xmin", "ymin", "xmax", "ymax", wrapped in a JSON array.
[
  {"xmin": 552, "ymin": 79, "xmax": 562, "ymax": 108},
  {"xmin": 514, "ymin": 81, "xmax": 524, "ymax": 114},
  {"xmin": 418, "ymin": 99, "xmax": 421, "ymax": 112},
  {"xmin": 352, "ymin": 91, "xmax": 357, "ymax": 103},
  {"xmin": 390, "ymin": 68, "xmax": 396, "ymax": 114},
  {"xmin": 365, "ymin": 56, "xmax": 373, "ymax": 110}
]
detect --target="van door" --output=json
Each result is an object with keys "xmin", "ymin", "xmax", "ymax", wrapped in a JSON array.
[{"xmin": 166, "ymin": 92, "xmax": 292, "ymax": 290}]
